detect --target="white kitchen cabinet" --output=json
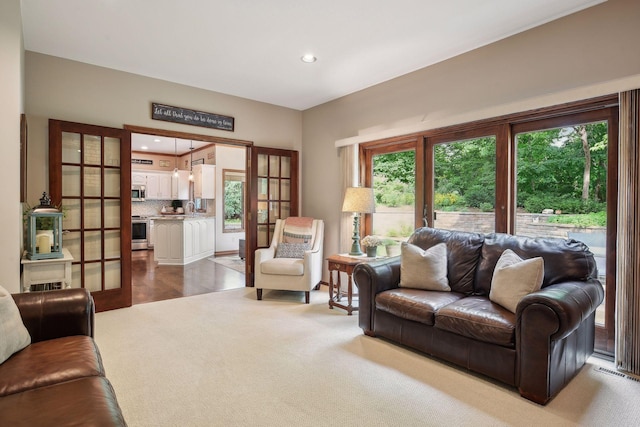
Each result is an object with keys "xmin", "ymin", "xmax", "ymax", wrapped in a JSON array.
[
  {"xmin": 193, "ymin": 164, "xmax": 215, "ymax": 199},
  {"xmin": 148, "ymin": 219, "xmax": 155, "ymax": 248},
  {"xmin": 154, "ymin": 217, "xmax": 215, "ymax": 265},
  {"xmin": 172, "ymin": 170, "xmax": 190, "ymax": 200},
  {"xmin": 132, "ymin": 172, "xmax": 147, "ymax": 186},
  {"xmin": 145, "ymin": 172, "xmax": 173, "ymax": 200}
]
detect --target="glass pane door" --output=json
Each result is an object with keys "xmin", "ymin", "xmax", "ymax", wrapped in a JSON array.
[
  {"xmin": 432, "ymin": 136, "xmax": 497, "ymax": 233},
  {"xmin": 371, "ymin": 150, "xmax": 416, "ymax": 255},
  {"xmin": 248, "ymin": 147, "xmax": 299, "ymax": 286},
  {"xmin": 256, "ymin": 152, "xmax": 294, "ymax": 247},
  {"xmin": 50, "ymin": 120, "xmax": 131, "ymax": 312},
  {"xmin": 514, "ymin": 121, "xmax": 610, "ymax": 349}
]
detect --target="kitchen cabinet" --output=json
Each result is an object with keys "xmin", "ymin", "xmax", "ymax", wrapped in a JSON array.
[
  {"xmin": 172, "ymin": 170, "xmax": 190, "ymax": 200},
  {"xmin": 193, "ymin": 164, "xmax": 215, "ymax": 199},
  {"xmin": 153, "ymin": 217, "xmax": 215, "ymax": 265},
  {"xmin": 145, "ymin": 172, "xmax": 173, "ymax": 200},
  {"xmin": 148, "ymin": 219, "xmax": 155, "ymax": 248},
  {"xmin": 132, "ymin": 172, "xmax": 147, "ymax": 186}
]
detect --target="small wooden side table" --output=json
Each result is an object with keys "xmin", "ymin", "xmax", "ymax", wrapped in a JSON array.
[
  {"xmin": 21, "ymin": 248, "xmax": 74, "ymax": 292},
  {"xmin": 327, "ymin": 254, "xmax": 369, "ymax": 315}
]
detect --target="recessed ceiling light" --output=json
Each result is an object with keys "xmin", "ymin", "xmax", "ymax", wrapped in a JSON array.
[
  {"xmin": 141, "ymin": 145, "xmax": 148, "ymax": 150},
  {"xmin": 301, "ymin": 54, "xmax": 317, "ymax": 63},
  {"xmin": 153, "ymin": 139, "xmax": 161, "ymax": 142}
]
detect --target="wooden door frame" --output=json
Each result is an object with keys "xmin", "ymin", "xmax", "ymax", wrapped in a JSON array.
[
  {"xmin": 49, "ymin": 119, "xmax": 132, "ymax": 311},
  {"xmin": 245, "ymin": 146, "xmax": 299, "ymax": 287},
  {"xmin": 124, "ymin": 124, "xmax": 255, "ymax": 283}
]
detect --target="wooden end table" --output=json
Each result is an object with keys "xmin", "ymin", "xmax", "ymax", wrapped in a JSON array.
[{"xmin": 327, "ymin": 254, "xmax": 369, "ymax": 315}]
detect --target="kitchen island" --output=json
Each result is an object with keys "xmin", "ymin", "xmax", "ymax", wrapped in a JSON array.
[{"xmin": 152, "ymin": 216, "xmax": 215, "ymax": 265}]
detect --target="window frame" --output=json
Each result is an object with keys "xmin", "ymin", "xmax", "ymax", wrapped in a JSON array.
[
  {"xmin": 359, "ymin": 94, "xmax": 618, "ymax": 356},
  {"xmin": 222, "ymin": 168, "xmax": 246, "ymax": 233}
]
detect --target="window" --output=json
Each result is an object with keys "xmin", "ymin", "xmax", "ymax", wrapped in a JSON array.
[
  {"xmin": 371, "ymin": 150, "xmax": 416, "ymax": 254},
  {"xmin": 223, "ymin": 169, "xmax": 245, "ymax": 233},
  {"xmin": 362, "ymin": 138, "xmax": 419, "ymax": 256},
  {"xmin": 432, "ymin": 136, "xmax": 496, "ymax": 233},
  {"xmin": 513, "ymin": 111, "xmax": 617, "ymax": 353},
  {"xmin": 360, "ymin": 96, "xmax": 618, "ymax": 355}
]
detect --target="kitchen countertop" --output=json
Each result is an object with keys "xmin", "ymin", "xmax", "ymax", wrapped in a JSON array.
[{"xmin": 149, "ymin": 215, "xmax": 215, "ymax": 220}]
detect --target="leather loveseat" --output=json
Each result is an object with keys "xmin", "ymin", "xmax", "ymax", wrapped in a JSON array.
[
  {"xmin": 353, "ymin": 227, "xmax": 604, "ymax": 405},
  {"xmin": 0, "ymin": 288, "xmax": 126, "ymax": 426}
]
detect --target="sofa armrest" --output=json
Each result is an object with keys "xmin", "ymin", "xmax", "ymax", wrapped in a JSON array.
[
  {"xmin": 516, "ymin": 278, "xmax": 603, "ymax": 404},
  {"xmin": 11, "ymin": 288, "xmax": 95, "ymax": 343},
  {"xmin": 353, "ymin": 257, "xmax": 401, "ymax": 335},
  {"xmin": 517, "ymin": 278, "xmax": 604, "ymax": 341}
]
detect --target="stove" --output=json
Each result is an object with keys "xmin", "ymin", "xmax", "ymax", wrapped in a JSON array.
[{"xmin": 132, "ymin": 216, "xmax": 149, "ymax": 250}]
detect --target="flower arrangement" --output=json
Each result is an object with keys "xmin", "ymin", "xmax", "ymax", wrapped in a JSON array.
[{"xmin": 361, "ymin": 235, "xmax": 383, "ymax": 248}]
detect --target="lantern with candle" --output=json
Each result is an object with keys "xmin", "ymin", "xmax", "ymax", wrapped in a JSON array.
[{"xmin": 26, "ymin": 192, "xmax": 64, "ymax": 260}]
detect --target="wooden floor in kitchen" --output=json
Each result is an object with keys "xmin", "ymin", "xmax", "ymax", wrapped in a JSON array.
[{"xmin": 131, "ymin": 249, "xmax": 246, "ymax": 305}]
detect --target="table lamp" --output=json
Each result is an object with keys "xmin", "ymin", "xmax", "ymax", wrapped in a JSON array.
[{"xmin": 342, "ymin": 187, "xmax": 375, "ymax": 256}]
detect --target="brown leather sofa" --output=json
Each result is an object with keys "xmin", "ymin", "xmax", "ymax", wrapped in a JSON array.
[
  {"xmin": 0, "ymin": 289, "xmax": 127, "ymax": 426},
  {"xmin": 354, "ymin": 227, "xmax": 604, "ymax": 405}
]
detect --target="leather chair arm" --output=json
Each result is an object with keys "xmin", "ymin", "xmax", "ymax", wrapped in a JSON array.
[
  {"xmin": 517, "ymin": 279, "xmax": 604, "ymax": 341},
  {"xmin": 354, "ymin": 258, "xmax": 401, "ymax": 335},
  {"xmin": 11, "ymin": 288, "xmax": 95, "ymax": 343}
]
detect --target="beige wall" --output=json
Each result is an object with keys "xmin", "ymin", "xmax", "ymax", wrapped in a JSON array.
[
  {"xmin": 5, "ymin": 0, "xmax": 640, "ymax": 292},
  {"xmin": 302, "ymin": 0, "xmax": 640, "ymax": 259},
  {"xmin": 1, "ymin": 0, "xmax": 24, "ymax": 292},
  {"xmin": 215, "ymin": 145, "xmax": 246, "ymax": 253},
  {"xmin": 24, "ymin": 52, "xmax": 302, "ymax": 205}
]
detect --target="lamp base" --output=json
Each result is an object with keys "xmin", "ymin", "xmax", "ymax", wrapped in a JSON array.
[{"xmin": 349, "ymin": 214, "xmax": 364, "ymax": 256}]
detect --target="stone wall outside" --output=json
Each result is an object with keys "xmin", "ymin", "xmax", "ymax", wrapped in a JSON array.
[{"xmin": 434, "ymin": 211, "xmax": 605, "ymax": 241}]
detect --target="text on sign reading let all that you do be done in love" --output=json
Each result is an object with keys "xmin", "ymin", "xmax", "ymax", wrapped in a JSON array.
[{"xmin": 151, "ymin": 103, "xmax": 235, "ymax": 132}]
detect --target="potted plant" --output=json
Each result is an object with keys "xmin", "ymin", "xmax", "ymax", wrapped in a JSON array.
[
  {"xmin": 382, "ymin": 238, "xmax": 401, "ymax": 257},
  {"xmin": 361, "ymin": 235, "xmax": 382, "ymax": 257}
]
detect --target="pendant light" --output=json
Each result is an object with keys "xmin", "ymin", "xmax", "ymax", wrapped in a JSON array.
[
  {"xmin": 173, "ymin": 139, "xmax": 179, "ymax": 177},
  {"xmin": 188, "ymin": 141, "xmax": 194, "ymax": 181}
]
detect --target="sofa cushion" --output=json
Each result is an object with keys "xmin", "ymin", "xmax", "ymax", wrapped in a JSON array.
[
  {"xmin": 0, "ymin": 335, "xmax": 104, "ymax": 397},
  {"xmin": 474, "ymin": 233, "xmax": 597, "ymax": 296},
  {"xmin": 260, "ymin": 258, "xmax": 305, "ymax": 276},
  {"xmin": 489, "ymin": 249, "xmax": 544, "ymax": 313},
  {"xmin": 408, "ymin": 228, "xmax": 484, "ymax": 295},
  {"xmin": 376, "ymin": 289, "xmax": 465, "ymax": 325},
  {"xmin": 0, "ymin": 376, "xmax": 127, "ymax": 426},
  {"xmin": 399, "ymin": 242, "xmax": 450, "ymax": 291},
  {"xmin": 0, "ymin": 285, "xmax": 31, "ymax": 365},
  {"xmin": 435, "ymin": 296, "xmax": 516, "ymax": 347}
]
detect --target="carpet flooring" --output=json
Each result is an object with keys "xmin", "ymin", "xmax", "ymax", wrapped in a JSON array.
[{"xmin": 95, "ymin": 287, "xmax": 640, "ymax": 427}]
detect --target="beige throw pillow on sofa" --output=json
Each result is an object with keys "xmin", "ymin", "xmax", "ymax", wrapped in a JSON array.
[
  {"xmin": 0, "ymin": 285, "xmax": 31, "ymax": 364},
  {"xmin": 399, "ymin": 242, "xmax": 450, "ymax": 291},
  {"xmin": 489, "ymin": 249, "xmax": 544, "ymax": 313}
]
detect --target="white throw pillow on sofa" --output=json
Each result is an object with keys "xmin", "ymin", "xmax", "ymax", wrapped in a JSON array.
[
  {"xmin": 399, "ymin": 242, "xmax": 450, "ymax": 291},
  {"xmin": 0, "ymin": 285, "xmax": 31, "ymax": 364},
  {"xmin": 489, "ymin": 249, "xmax": 544, "ymax": 313}
]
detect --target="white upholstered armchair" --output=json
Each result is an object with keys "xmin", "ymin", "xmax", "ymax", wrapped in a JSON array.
[{"xmin": 254, "ymin": 218, "xmax": 324, "ymax": 304}]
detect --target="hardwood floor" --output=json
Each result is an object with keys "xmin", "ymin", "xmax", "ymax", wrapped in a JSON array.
[{"xmin": 131, "ymin": 249, "xmax": 246, "ymax": 305}]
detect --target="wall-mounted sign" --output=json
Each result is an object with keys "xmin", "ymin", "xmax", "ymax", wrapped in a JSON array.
[
  {"xmin": 152, "ymin": 103, "xmax": 234, "ymax": 132},
  {"xmin": 132, "ymin": 159, "xmax": 153, "ymax": 165}
]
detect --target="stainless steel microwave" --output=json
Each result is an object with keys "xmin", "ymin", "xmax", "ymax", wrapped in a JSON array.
[{"xmin": 132, "ymin": 185, "xmax": 146, "ymax": 202}]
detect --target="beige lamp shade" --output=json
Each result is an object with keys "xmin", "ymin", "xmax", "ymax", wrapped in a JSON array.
[{"xmin": 342, "ymin": 187, "xmax": 375, "ymax": 214}]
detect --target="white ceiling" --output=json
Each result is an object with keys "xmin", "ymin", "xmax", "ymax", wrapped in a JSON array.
[
  {"xmin": 21, "ymin": 0, "xmax": 604, "ymax": 111},
  {"xmin": 131, "ymin": 134, "xmax": 213, "ymax": 155}
]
